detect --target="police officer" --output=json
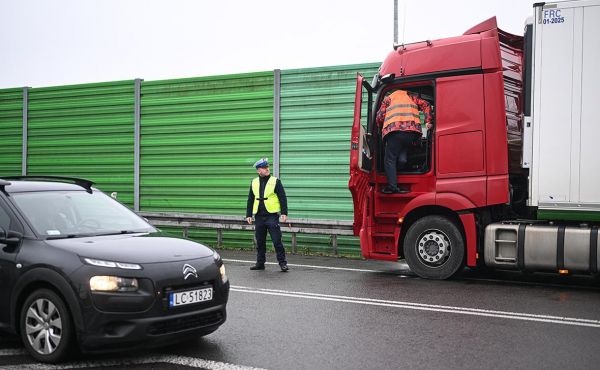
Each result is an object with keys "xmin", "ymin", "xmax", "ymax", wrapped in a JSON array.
[{"xmin": 246, "ymin": 158, "xmax": 289, "ymax": 272}]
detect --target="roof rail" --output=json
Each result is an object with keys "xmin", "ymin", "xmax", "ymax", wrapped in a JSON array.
[
  {"xmin": 393, "ymin": 39, "xmax": 432, "ymax": 51},
  {"xmin": 0, "ymin": 179, "xmax": 11, "ymax": 195},
  {"xmin": 0, "ymin": 176, "xmax": 95, "ymax": 193}
]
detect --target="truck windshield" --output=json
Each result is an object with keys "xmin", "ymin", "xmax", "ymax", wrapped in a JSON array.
[{"xmin": 11, "ymin": 190, "xmax": 155, "ymax": 238}]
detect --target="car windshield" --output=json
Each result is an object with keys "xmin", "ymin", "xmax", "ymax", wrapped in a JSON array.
[{"xmin": 10, "ymin": 190, "xmax": 156, "ymax": 238}]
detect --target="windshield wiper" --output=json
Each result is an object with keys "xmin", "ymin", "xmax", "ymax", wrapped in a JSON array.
[
  {"xmin": 94, "ymin": 230, "xmax": 147, "ymax": 236},
  {"xmin": 46, "ymin": 230, "xmax": 149, "ymax": 239},
  {"xmin": 46, "ymin": 234, "xmax": 87, "ymax": 240}
]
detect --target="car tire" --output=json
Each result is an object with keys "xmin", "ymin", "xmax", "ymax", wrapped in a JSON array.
[
  {"xmin": 20, "ymin": 289, "xmax": 74, "ymax": 363},
  {"xmin": 403, "ymin": 215, "xmax": 465, "ymax": 280}
]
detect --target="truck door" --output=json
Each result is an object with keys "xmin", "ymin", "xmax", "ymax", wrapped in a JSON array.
[{"xmin": 349, "ymin": 74, "xmax": 373, "ymax": 237}]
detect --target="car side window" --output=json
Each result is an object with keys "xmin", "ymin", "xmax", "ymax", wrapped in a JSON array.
[{"xmin": 0, "ymin": 204, "xmax": 10, "ymax": 231}]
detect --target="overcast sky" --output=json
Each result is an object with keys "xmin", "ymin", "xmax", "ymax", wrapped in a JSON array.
[{"xmin": 0, "ymin": 0, "xmax": 537, "ymax": 89}]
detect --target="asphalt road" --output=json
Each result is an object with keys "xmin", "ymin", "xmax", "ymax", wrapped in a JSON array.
[{"xmin": 1, "ymin": 249, "xmax": 600, "ymax": 370}]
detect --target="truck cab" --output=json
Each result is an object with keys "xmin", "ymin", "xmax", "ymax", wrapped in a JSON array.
[
  {"xmin": 351, "ymin": 1, "xmax": 600, "ymax": 280},
  {"xmin": 349, "ymin": 17, "xmax": 526, "ymax": 279}
]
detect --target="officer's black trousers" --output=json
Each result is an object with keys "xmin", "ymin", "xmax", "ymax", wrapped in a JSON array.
[
  {"xmin": 255, "ymin": 213, "xmax": 287, "ymax": 265},
  {"xmin": 384, "ymin": 130, "xmax": 420, "ymax": 188}
]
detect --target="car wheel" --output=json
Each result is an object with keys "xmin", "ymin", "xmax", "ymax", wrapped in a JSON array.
[
  {"xmin": 20, "ymin": 289, "xmax": 74, "ymax": 363},
  {"xmin": 403, "ymin": 215, "xmax": 465, "ymax": 280}
]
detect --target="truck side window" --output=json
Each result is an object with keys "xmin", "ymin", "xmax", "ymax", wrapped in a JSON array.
[{"xmin": 359, "ymin": 83, "xmax": 373, "ymax": 172}]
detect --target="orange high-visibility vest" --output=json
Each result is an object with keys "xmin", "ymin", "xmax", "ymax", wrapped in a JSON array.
[{"xmin": 383, "ymin": 90, "xmax": 421, "ymax": 132}]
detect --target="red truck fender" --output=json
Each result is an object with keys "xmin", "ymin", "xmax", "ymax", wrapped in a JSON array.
[
  {"xmin": 398, "ymin": 192, "xmax": 477, "ymax": 267},
  {"xmin": 398, "ymin": 192, "xmax": 476, "ymax": 219}
]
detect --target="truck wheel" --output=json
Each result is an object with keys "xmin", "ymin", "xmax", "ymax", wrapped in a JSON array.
[
  {"xmin": 20, "ymin": 289, "xmax": 74, "ymax": 363},
  {"xmin": 403, "ymin": 215, "xmax": 465, "ymax": 279}
]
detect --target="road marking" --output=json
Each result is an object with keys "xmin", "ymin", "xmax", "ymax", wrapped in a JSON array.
[
  {"xmin": 231, "ymin": 285, "xmax": 600, "ymax": 329},
  {"xmin": 0, "ymin": 348, "xmax": 26, "ymax": 356},
  {"xmin": 225, "ymin": 258, "xmax": 600, "ymax": 290},
  {"xmin": 224, "ymin": 258, "xmax": 391, "ymax": 273},
  {"xmin": 0, "ymin": 355, "xmax": 265, "ymax": 370},
  {"xmin": 460, "ymin": 276, "xmax": 600, "ymax": 291}
]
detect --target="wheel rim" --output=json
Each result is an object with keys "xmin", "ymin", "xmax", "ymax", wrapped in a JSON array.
[
  {"xmin": 25, "ymin": 298, "xmax": 62, "ymax": 355},
  {"xmin": 416, "ymin": 229, "xmax": 451, "ymax": 267}
]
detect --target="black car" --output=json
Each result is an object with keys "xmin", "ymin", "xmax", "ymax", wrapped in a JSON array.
[{"xmin": 0, "ymin": 176, "xmax": 229, "ymax": 363}]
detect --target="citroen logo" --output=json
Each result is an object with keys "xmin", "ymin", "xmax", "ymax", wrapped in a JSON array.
[{"xmin": 182, "ymin": 264, "xmax": 198, "ymax": 280}]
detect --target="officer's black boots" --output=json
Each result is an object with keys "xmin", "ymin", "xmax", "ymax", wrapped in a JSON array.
[{"xmin": 249, "ymin": 263, "xmax": 288, "ymax": 271}]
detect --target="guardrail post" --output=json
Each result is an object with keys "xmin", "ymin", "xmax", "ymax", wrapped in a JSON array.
[
  {"xmin": 291, "ymin": 233, "xmax": 297, "ymax": 254},
  {"xmin": 217, "ymin": 229, "xmax": 223, "ymax": 247},
  {"xmin": 331, "ymin": 234, "xmax": 338, "ymax": 255},
  {"xmin": 183, "ymin": 227, "xmax": 189, "ymax": 238}
]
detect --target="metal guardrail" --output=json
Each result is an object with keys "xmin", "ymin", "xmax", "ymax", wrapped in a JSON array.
[{"xmin": 139, "ymin": 212, "xmax": 355, "ymax": 255}]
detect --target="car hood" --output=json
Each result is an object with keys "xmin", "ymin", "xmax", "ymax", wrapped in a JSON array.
[{"xmin": 44, "ymin": 232, "xmax": 214, "ymax": 264}]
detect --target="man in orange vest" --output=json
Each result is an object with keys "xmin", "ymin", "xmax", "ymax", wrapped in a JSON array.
[{"xmin": 376, "ymin": 89, "xmax": 432, "ymax": 194}]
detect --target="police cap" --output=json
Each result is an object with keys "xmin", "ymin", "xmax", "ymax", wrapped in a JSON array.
[{"xmin": 254, "ymin": 158, "xmax": 269, "ymax": 169}]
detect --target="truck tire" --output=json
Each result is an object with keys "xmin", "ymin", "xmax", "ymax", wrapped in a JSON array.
[
  {"xmin": 403, "ymin": 215, "xmax": 465, "ymax": 279},
  {"xmin": 20, "ymin": 289, "xmax": 74, "ymax": 363}
]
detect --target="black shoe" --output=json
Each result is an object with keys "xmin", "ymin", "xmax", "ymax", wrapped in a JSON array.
[
  {"xmin": 381, "ymin": 185, "xmax": 399, "ymax": 194},
  {"xmin": 382, "ymin": 185, "xmax": 410, "ymax": 194},
  {"xmin": 396, "ymin": 186, "xmax": 410, "ymax": 194},
  {"xmin": 280, "ymin": 264, "xmax": 289, "ymax": 272},
  {"xmin": 250, "ymin": 264, "xmax": 265, "ymax": 270}
]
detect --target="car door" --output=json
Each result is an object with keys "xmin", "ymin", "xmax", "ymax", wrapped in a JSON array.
[{"xmin": 0, "ymin": 197, "xmax": 20, "ymax": 327}]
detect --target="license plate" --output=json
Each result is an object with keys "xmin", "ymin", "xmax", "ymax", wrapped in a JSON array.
[{"xmin": 169, "ymin": 287, "xmax": 213, "ymax": 308}]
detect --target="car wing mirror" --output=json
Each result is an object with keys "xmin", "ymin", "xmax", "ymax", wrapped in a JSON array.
[{"xmin": 0, "ymin": 229, "xmax": 23, "ymax": 247}]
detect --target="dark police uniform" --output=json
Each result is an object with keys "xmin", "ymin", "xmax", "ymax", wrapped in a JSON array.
[{"xmin": 246, "ymin": 159, "xmax": 288, "ymax": 271}]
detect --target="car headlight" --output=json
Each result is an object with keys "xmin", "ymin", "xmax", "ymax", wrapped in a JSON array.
[
  {"xmin": 219, "ymin": 264, "xmax": 228, "ymax": 284},
  {"xmin": 83, "ymin": 258, "xmax": 142, "ymax": 270},
  {"xmin": 212, "ymin": 250, "xmax": 227, "ymax": 283},
  {"xmin": 90, "ymin": 276, "xmax": 139, "ymax": 292}
]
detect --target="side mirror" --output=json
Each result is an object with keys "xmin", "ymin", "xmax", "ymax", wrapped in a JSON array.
[
  {"xmin": 371, "ymin": 73, "xmax": 396, "ymax": 91},
  {"xmin": 371, "ymin": 73, "xmax": 380, "ymax": 91},
  {"xmin": 0, "ymin": 229, "xmax": 23, "ymax": 247},
  {"xmin": 380, "ymin": 73, "xmax": 395, "ymax": 83}
]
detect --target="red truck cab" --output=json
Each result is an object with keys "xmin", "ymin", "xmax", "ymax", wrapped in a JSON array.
[{"xmin": 349, "ymin": 17, "xmax": 525, "ymax": 279}]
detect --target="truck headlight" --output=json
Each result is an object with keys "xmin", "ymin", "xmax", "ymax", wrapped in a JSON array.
[{"xmin": 90, "ymin": 276, "xmax": 139, "ymax": 292}]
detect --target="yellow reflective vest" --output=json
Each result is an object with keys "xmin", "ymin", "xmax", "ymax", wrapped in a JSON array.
[{"xmin": 251, "ymin": 176, "xmax": 281, "ymax": 215}]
